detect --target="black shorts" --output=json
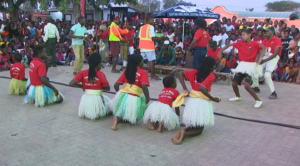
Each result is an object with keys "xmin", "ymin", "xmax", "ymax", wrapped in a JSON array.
[{"xmin": 233, "ymin": 73, "xmax": 252, "ymax": 85}]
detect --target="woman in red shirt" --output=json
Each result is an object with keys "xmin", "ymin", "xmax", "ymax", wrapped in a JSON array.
[
  {"xmin": 110, "ymin": 54, "xmax": 150, "ymax": 130},
  {"xmin": 98, "ymin": 21, "xmax": 110, "ymax": 64},
  {"xmin": 186, "ymin": 18, "xmax": 211, "ymax": 69},
  {"xmin": 172, "ymin": 57, "xmax": 221, "ymax": 145},
  {"xmin": 69, "ymin": 53, "xmax": 111, "ymax": 120},
  {"xmin": 143, "ymin": 75, "xmax": 180, "ymax": 132},
  {"xmin": 20, "ymin": 23, "xmax": 29, "ymax": 39}
]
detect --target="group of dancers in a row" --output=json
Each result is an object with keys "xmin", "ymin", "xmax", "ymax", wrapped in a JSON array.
[{"xmin": 8, "ymin": 27, "xmax": 279, "ymax": 144}]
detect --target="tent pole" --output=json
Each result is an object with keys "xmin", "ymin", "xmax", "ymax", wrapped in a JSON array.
[{"xmin": 182, "ymin": 18, "xmax": 185, "ymax": 42}]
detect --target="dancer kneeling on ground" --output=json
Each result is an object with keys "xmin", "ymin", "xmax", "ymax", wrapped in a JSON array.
[
  {"xmin": 9, "ymin": 53, "xmax": 28, "ymax": 95},
  {"xmin": 69, "ymin": 53, "xmax": 111, "ymax": 120},
  {"xmin": 110, "ymin": 54, "xmax": 150, "ymax": 130},
  {"xmin": 143, "ymin": 75, "xmax": 180, "ymax": 133},
  {"xmin": 219, "ymin": 29, "xmax": 266, "ymax": 108},
  {"xmin": 172, "ymin": 56, "xmax": 221, "ymax": 145},
  {"xmin": 24, "ymin": 45, "xmax": 63, "ymax": 107}
]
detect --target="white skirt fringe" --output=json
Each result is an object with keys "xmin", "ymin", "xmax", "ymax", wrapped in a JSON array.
[
  {"xmin": 183, "ymin": 97, "xmax": 214, "ymax": 127},
  {"xmin": 231, "ymin": 61, "xmax": 263, "ymax": 78},
  {"xmin": 78, "ymin": 94, "xmax": 111, "ymax": 120},
  {"xmin": 143, "ymin": 101, "xmax": 180, "ymax": 131}
]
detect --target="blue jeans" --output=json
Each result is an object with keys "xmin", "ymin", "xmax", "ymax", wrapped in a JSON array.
[
  {"xmin": 56, "ymin": 56, "xmax": 65, "ymax": 65},
  {"xmin": 157, "ymin": 58, "xmax": 176, "ymax": 66},
  {"xmin": 223, "ymin": 67, "xmax": 232, "ymax": 73},
  {"xmin": 193, "ymin": 47, "xmax": 207, "ymax": 69}
]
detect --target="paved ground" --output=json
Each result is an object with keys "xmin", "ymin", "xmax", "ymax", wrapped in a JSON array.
[{"xmin": 0, "ymin": 65, "xmax": 300, "ymax": 166}]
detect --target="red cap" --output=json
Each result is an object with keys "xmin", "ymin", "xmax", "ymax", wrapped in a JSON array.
[
  {"xmin": 114, "ymin": 16, "xmax": 120, "ymax": 21},
  {"xmin": 101, "ymin": 20, "xmax": 106, "ymax": 24}
]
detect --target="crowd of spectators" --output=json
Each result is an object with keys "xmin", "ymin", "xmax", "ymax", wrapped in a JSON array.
[{"xmin": 0, "ymin": 13, "xmax": 299, "ymax": 83}]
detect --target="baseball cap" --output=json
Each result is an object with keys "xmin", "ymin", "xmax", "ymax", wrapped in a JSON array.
[{"xmin": 265, "ymin": 26, "xmax": 275, "ymax": 33}]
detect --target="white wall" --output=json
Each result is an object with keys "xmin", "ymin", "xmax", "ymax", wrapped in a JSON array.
[
  {"xmin": 50, "ymin": 12, "xmax": 63, "ymax": 21},
  {"xmin": 103, "ymin": 9, "xmax": 110, "ymax": 21}
]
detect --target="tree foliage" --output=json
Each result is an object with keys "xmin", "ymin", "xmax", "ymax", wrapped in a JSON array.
[
  {"xmin": 163, "ymin": 0, "xmax": 178, "ymax": 9},
  {"xmin": 246, "ymin": 8, "xmax": 254, "ymax": 12},
  {"xmin": 139, "ymin": 0, "xmax": 160, "ymax": 12},
  {"xmin": 265, "ymin": 0, "xmax": 300, "ymax": 11},
  {"xmin": 205, "ymin": 7, "xmax": 212, "ymax": 11}
]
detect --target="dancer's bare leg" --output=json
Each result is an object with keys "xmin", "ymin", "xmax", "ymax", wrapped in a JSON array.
[
  {"xmin": 157, "ymin": 122, "xmax": 163, "ymax": 133},
  {"xmin": 148, "ymin": 120, "xmax": 155, "ymax": 130},
  {"xmin": 111, "ymin": 116, "xmax": 122, "ymax": 130},
  {"xmin": 172, "ymin": 126, "xmax": 204, "ymax": 145}
]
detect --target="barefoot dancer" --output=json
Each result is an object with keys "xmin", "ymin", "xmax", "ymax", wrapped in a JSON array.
[
  {"xmin": 69, "ymin": 53, "xmax": 111, "ymax": 120},
  {"xmin": 143, "ymin": 75, "xmax": 180, "ymax": 133},
  {"xmin": 24, "ymin": 45, "xmax": 63, "ymax": 107},
  {"xmin": 220, "ymin": 29, "xmax": 265, "ymax": 108},
  {"xmin": 110, "ymin": 54, "xmax": 150, "ymax": 130},
  {"xmin": 172, "ymin": 57, "xmax": 221, "ymax": 145}
]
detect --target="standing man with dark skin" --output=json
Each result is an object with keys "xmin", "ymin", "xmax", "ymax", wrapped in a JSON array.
[
  {"xmin": 139, "ymin": 17, "xmax": 159, "ymax": 80},
  {"xmin": 252, "ymin": 26, "xmax": 282, "ymax": 99},
  {"xmin": 187, "ymin": 18, "xmax": 211, "ymax": 69},
  {"xmin": 44, "ymin": 16, "xmax": 59, "ymax": 67},
  {"xmin": 69, "ymin": 16, "xmax": 87, "ymax": 76},
  {"xmin": 109, "ymin": 16, "xmax": 128, "ymax": 73}
]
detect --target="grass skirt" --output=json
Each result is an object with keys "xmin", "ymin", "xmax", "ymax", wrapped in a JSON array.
[
  {"xmin": 232, "ymin": 61, "xmax": 263, "ymax": 78},
  {"xmin": 143, "ymin": 101, "xmax": 180, "ymax": 131},
  {"xmin": 9, "ymin": 78, "xmax": 27, "ymax": 95},
  {"xmin": 24, "ymin": 85, "xmax": 63, "ymax": 107},
  {"xmin": 78, "ymin": 94, "xmax": 111, "ymax": 120},
  {"xmin": 183, "ymin": 97, "xmax": 214, "ymax": 127},
  {"xmin": 110, "ymin": 91, "xmax": 147, "ymax": 124}
]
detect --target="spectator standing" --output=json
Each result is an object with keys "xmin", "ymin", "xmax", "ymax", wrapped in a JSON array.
[
  {"xmin": 220, "ymin": 27, "xmax": 228, "ymax": 46},
  {"xmin": 212, "ymin": 29, "xmax": 222, "ymax": 47},
  {"xmin": 44, "ymin": 16, "xmax": 60, "ymax": 67},
  {"xmin": 281, "ymin": 30, "xmax": 291, "ymax": 63},
  {"xmin": 69, "ymin": 16, "xmax": 87, "ymax": 75},
  {"xmin": 231, "ymin": 16, "xmax": 239, "ymax": 29},
  {"xmin": 139, "ymin": 17, "xmax": 159, "ymax": 80},
  {"xmin": 109, "ymin": 16, "xmax": 128, "ymax": 73},
  {"xmin": 187, "ymin": 18, "xmax": 211, "ymax": 69},
  {"xmin": 252, "ymin": 19, "xmax": 262, "ymax": 31}
]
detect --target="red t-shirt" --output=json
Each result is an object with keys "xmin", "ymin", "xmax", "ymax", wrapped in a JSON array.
[
  {"xmin": 74, "ymin": 69, "xmax": 109, "ymax": 90},
  {"xmin": 128, "ymin": 29, "xmax": 135, "ymax": 46},
  {"xmin": 2, "ymin": 53, "xmax": 9, "ymax": 60},
  {"xmin": 232, "ymin": 22, "xmax": 239, "ymax": 29},
  {"xmin": 29, "ymin": 58, "xmax": 47, "ymax": 85},
  {"xmin": 157, "ymin": 88, "xmax": 180, "ymax": 107},
  {"xmin": 194, "ymin": 28, "xmax": 211, "ymax": 47},
  {"xmin": 20, "ymin": 28, "xmax": 30, "ymax": 37},
  {"xmin": 184, "ymin": 69, "xmax": 215, "ymax": 92},
  {"xmin": 262, "ymin": 36, "xmax": 282, "ymax": 56},
  {"xmin": 253, "ymin": 37, "xmax": 265, "ymax": 42},
  {"xmin": 116, "ymin": 67, "xmax": 150, "ymax": 88},
  {"xmin": 10, "ymin": 63, "xmax": 25, "ymax": 80},
  {"xmin": 232, "ymin": 40, "xmax": 261, "ymax": 62},
  {"xmin": 226, "ymin": 59, "xmax": 237, "ymax": 69},
  {"xmin": 276, "ymin": 67, "xmax": 285, "ymax": 76},
  {"xmin": 207, "ymin": 48, "xmax": 222, "ymax": 62},
  {"xmin": 56, "ymin": 52, "xmax": 64, "ymax": 61}
]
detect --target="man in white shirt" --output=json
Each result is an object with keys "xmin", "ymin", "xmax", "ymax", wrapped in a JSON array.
[
  {"xmin": 220, "ymin": 27, "xmax": 228, "ymax": 46},
  {"xmin": 223, "ymin": 19, "xmax": 235, "ymax": 32},
  {"xmin": 212, "ymin": 29, "xmax": 222, "ymax": 47},
  {"xmin": 44, "ymin": 16, "xmax": 60, "ymax": 67},
  {"xmin": 252, "ymin": 19, "xmax": 262, "ymax": 30}
]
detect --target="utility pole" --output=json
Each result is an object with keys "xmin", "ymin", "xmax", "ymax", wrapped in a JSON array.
[{"xmin": 149, "ymin": 0, "xmax": 151, "ymax": 12}]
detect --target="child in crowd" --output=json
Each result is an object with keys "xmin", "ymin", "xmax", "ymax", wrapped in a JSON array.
[
  {"xmin": 175, "ymin": 47, "xmax": 184, "ymax": 67},
  {"xmin": 285, "ymin": 59, "xmax": 298, "ymax": 83},
  {"xmin": 9, "ymin": 53, "xmax": 27, "ymax": 95},
  {"xmin": 110, "ymin": 54, "xmax": 150, "ymax": 130},
  {"xmin": 24, "ymin": 45, "xmax": 63, "ymax": 107},
  {"xmin": 0, "ymin": 47, "xmax": 11, "ymax": 71},
  {"xmin": 220, "ymin": 29, "xmax": 265, "ymax": 108},
  {"xmin": 20, "ymin": 50, "xmax": 29, "ymax": 68},
  {"xmin": 36, "ymin": 37, "xmax": 44, "ymax": 46},
  {"xmin": 69, "ymin": 53, "xmax": 111, "ymax": 120},
  {"xmin": 273, "ymin": 62, "xmax": 286, "ymax": 81},
  {"xmin": 224, "ymin": 55, "xmax": 237, "ymax": 73},
  {"xmin": 143, "ymin": 76, "xmax": 180, "ymax": 132},
  {"xmin": 172, "ymin": 57, "xmax": 221, "ymax": 145},
  {"xmin": 56, "ymin": 48, "xmax": 65, "ymax": 65}
]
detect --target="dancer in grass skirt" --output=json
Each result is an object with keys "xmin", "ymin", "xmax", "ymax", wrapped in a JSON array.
[
  {"xmin": 24, "ymin": 45, "xmax": 63, "ymax": 107},
  {"xmin": 172, "ymin": 57, "xmax": 221, "ymax": 145},
  {"xmin": 9, "ymin": 53, "xmax": 27, "ymax": 95},
  {"xmin": 69, "ymin": 53, "xmax": 111, "ymax": 120},
  {"xmin": 143, "ymin": 75, "xmax": 180, "ymax": 132},
  {"xmin": 220, "ymin": 29, "xmax": 266, "ymax": 108},
  {"xmin": 110, "ymin": 54, "xmax": 150, "ymax": 130}
]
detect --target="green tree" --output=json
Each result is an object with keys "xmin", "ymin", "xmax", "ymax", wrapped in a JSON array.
[
  {"xmin": 163, "ymin": 0, "xmax": 178, "ymax": 9},
  {"xmin": 265, "ymin": 0, "xmax": 300, "ymax": 11},
  {"xmin": 0, "ymin": 0, "xmax": 50, "ymax": 21},
  {"xmin": 52, "ymin": 0, "xmax": 138, "ymax": 23},
  {"xmin": 205, "ymin": 7, "xmax": 212, "ymax": 11},
  {"xmin": 246, "ymin": 8, "xmax": 254, "ymax": 12},
  {"xmin": 139, "ymin": 0, "xmax": 160, "ymax": 12}
]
